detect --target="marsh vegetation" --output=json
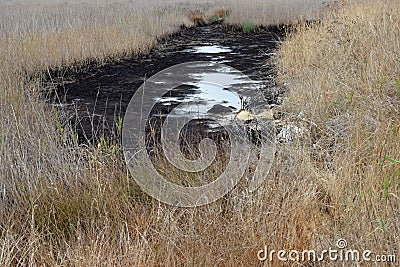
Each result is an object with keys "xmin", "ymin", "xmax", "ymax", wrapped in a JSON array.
[{"xmin": 0, "ymin": 0, "xmax": 398, "ymax": 266}]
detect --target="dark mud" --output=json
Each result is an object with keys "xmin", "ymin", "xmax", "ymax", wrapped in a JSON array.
[{"xmin": 50, "ymin": 24, "xmax": 286, "ymax": 143}]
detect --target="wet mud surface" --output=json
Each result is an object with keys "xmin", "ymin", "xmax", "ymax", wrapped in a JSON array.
[{"xmin": 50, "ymin": 24, "xmax": 286, "ymax": 143}]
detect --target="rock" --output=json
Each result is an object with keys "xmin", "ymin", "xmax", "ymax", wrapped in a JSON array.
[
  {"xmin": 276, "ymin": 96, "xmax": 284, "ymax": 105},
  {"xmin": 207, "ymin": 104, "xmax": 235, "ymax": 114},
  {"xmin": 235, "ymin": 108, "xmax": 274, "ymax": 121},
  {"xmin": 235, "ymin": 108, "xmax": 276, "ymax": 145},
  {"xmin": 235, "ymin": 109, "xmax": 255, "ymax": 121}
]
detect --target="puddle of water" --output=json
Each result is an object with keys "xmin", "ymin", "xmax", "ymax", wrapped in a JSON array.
[
  {"xmin": 210, "ymin": 55, "xmax": 227, "ymax": 61},
  {"xmin": 51, "ymin": 24, "xmax": 285, "ymax": 142},
  {"xmin": 153, "ymin": 62, "xmax": 264, "ymax": 127},
  {"xmin": 159, "ymin": 81, "xmax": 240, "ymax": 120},
  {"xmin": 186, "ymin": 45, "xmax": 232, "ymax": 54},
  {"xmin": 122, "ymin": 62, "xmax": 273, "ymax": 172}
]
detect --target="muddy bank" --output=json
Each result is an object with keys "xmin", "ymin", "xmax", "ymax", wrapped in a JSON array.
[{"xmin": 50, "ymin": 24, "xmax": 286, "ymax": 143}]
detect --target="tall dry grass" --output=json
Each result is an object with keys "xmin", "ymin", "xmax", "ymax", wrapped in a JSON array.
[
  {"xmin": 0, "ymin": 0, "xmax": 326, "ymax": 78},
  {"xmin": 2, "ymin": 0, "xmax": 398, "ymax": 266},
  {"xmin": 276, "ymin": 0, "xmax": 400, "ymax": 264}
]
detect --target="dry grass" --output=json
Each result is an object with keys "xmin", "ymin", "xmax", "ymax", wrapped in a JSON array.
[
  {"xmin": 187, "ymin": 10, "xmax": 207, "ymax": 26},
  {"xmin": 1, "ymin": 0, "xmax": 399, "ymax": 266},
  {"xmin": 226, "ymin": 0, "xmax": 325, "ymax": 26},
  {"xmin": 0, "ymin": 0, "xmax": 189, "ymax": 80},
  {"xmin": 276, "ymin": 0, "xmax": 400, "ymax": 264}
]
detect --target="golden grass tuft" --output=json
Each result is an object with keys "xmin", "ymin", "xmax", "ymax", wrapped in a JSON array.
[
  {"xmin": 276, "ymin": 0, "xmax": 400, "ymax": 260},
  {"xmin": 211, "ymin": 8, "xmax": 230, "ymax": 23},
  {"xmin": 187, "ymin": 10, "xmax": 207, "ymax": 26}
]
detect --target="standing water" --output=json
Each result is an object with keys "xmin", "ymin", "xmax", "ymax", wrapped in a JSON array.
[{"xmin": 50, "ymin": 24, "xmax": 285, "ymax": 142}]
